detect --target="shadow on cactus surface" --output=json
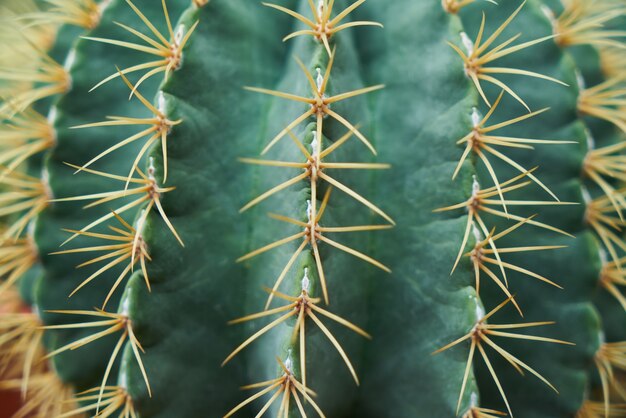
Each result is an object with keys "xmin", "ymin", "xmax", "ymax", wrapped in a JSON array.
[{"xmin": 0, "ymin": 0, "xmax": 624, "ymax": 417}]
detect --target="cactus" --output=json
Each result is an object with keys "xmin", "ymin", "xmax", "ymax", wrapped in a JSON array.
[{"xmin": 0, "ymin": 0, "xmax": 624, "ymax": 417}]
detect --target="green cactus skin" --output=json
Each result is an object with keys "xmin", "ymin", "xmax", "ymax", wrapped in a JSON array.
[
  {"xmin": 348, "ymin": 2, "xmax": 481, "ymax": 416},
  {"xmin": 0, "ymin": 0, "xmax": 624, "ymax": 417}
]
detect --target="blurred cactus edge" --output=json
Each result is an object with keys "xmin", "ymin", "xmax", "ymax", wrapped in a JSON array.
[{"xmin": 0, "ymin": 0, "xmax": 625, "ymax": 417}]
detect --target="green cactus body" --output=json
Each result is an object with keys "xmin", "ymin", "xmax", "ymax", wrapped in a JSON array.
[
  {"xmin": 541, "ymin": 0, "xmax": 626, "ymax": 413},
  {"xmin": 0, "ymin": 0, "xmax": 624, "ymax": 417}
]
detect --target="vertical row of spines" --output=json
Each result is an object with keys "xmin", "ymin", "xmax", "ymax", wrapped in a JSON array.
[
  {"xmin": 220, "ymin": 1, "xmax": 393, "ymax": 416},
  {"xmin": 541, "ymin": 1, "xmax": 626, "ymax": 415},
  {"xmin": 42, "ymin": 0, "xmax": 200, "ymax": 414},
  {"xmin": 438, "ymin": 0, "xmax": 604, "ymax": 416},
  {"xmin": 0, "ymin": 0, "xmax": 199, "ymax": 415}
]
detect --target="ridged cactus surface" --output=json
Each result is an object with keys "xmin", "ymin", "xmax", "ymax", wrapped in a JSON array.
[{"xmin": 0, "ymin": 0, "xmax": 624, "ymax": 417}]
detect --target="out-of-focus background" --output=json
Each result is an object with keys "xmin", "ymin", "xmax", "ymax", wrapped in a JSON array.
[
  {"xmin": 0, "ymin": 392, "xmax": 21, "ymax": 417},
  {"xmin": 0, "ymin": 0, "xmax": 56, "ymax": 416}
]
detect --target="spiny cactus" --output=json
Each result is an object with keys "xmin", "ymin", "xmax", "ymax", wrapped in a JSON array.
[{"xmin": 0, "ymin": 0, "xmax": 624, "ymax": 417}]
